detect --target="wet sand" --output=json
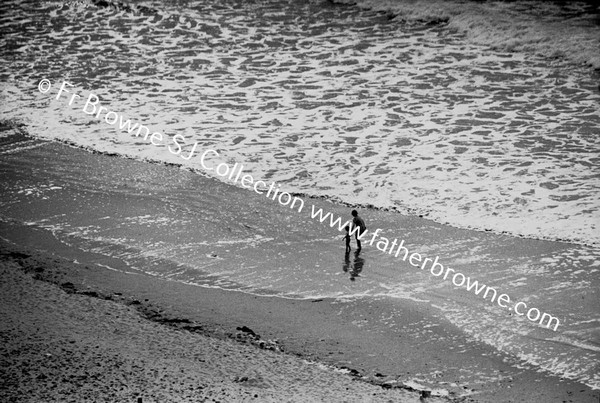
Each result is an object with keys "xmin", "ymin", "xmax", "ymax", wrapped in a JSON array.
[
  {"xmin": 1, "ymin": 226, "xmax": 597, "ymax": 403},
  {"xmin": 0, "ymin": 253, "xmax": 426, "ymax": 403},
  {"xmin": 0, "ymin": 137, "xmax": 597, "ymax": 402}
]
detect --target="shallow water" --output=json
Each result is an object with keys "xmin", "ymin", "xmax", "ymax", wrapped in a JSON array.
[
  {"xmin": 1, "ymin": 133, "xmax": 599, "ymax": 390},
  {"xmin": 1, "ymin": 0, "xmax": 599, "ymax": 393}
]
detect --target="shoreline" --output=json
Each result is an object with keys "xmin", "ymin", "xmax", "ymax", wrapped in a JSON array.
[
  {"xmin": 0, "ymin": 136, "xmax": 598, "ymax": 402},
  {"xmin": 40, "ymin": 128, "xmax": 600, "ymax": 249},
  {"xmin": 1, "ymin": 226, "xmax": 596, "ymax": 403},
  {"xmin": 0, "ymin": 243, "xmax": 427, "ymax": 403}
]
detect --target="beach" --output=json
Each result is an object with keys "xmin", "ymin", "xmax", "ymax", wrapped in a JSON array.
[
  {"xmin": 4, "ymin": 247, "xmax": 444, "ymax": 403},
  {"xmin": 0, "ymin": 251, "xmax": 427, "ymax": 403},
  {"xmin": 1, "ymin": 0, "xmax": 599, "ymax": 401},
  {"xmin": 0, "ymin": 136, "xmax": 597, "ymax": 402}
]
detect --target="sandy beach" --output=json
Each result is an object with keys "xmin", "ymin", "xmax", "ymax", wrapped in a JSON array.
[
  {"xmin": 1, "ymin": 0, "xmax": 599, "ymax": 401},
  {"xmin": 0, "ymin": 249, "xmax": 427, "ymax": 403},
  {"xmin": 0, "ymin": 136, "xmax": 597, "ymax": 402},
  {"xmin": 1, "ymin": 226, "xmax": 596, "ymax": 403}
]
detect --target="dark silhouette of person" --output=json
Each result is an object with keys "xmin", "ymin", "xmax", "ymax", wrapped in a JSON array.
[
  {"xmin": 342, "ymin": 225, "xmax": 351, "ymax": 253},
  {"xmin": 351, "ymin": 209, "xmax": 366, "ymax": 252}
]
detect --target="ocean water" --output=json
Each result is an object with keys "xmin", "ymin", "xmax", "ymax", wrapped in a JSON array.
[
  {"xmin": 1, "ymin": 0, "xmax": 599, "ymax": 246},
  {"xmin": 1, "ymin": 0, "xmax": 599, "ymax": 393}
]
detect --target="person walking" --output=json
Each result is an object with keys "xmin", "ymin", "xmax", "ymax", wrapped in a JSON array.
[{"xmin": 351, "ymin": 209, "xmax": 366, "ymax": 252}]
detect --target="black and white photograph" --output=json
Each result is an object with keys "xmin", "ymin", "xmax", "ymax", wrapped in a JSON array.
[{"xmin": 1, "ymin": 0, "xmax": 599, "ymax": 401}]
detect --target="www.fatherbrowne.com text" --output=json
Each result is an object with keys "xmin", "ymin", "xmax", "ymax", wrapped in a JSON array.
[{"xmin": 310, "ymin": 206, "xmax": 560, "ymax": 331}]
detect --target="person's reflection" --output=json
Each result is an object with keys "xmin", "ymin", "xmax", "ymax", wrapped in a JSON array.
[
  {"xmin": 342, "ymin": 250, "xmax": 351, "ymax": 273},
  {"xmin": 349, "ymin": 250, "xmax": 364, "ymax": 281}
]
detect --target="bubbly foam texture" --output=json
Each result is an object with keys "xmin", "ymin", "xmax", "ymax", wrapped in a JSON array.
[
  {"xmin": 2, "ymin": 0, "xmax": 599, "ymax": 245},
  {"xmin": 345, "ymin": 0, "xmax": 600, "ymax": 68},
  {"xmin": 2, "ymin": 0, "xmax": 599, "ymax": 391}
]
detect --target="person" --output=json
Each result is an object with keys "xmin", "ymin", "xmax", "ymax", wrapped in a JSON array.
[
  {"xmin": 351, "ymin": 209, "xmax": 366, "ymax": 252},
  {"xmin": 342, "ymin": 225, "xmax": 352, "ymax": 253}
]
